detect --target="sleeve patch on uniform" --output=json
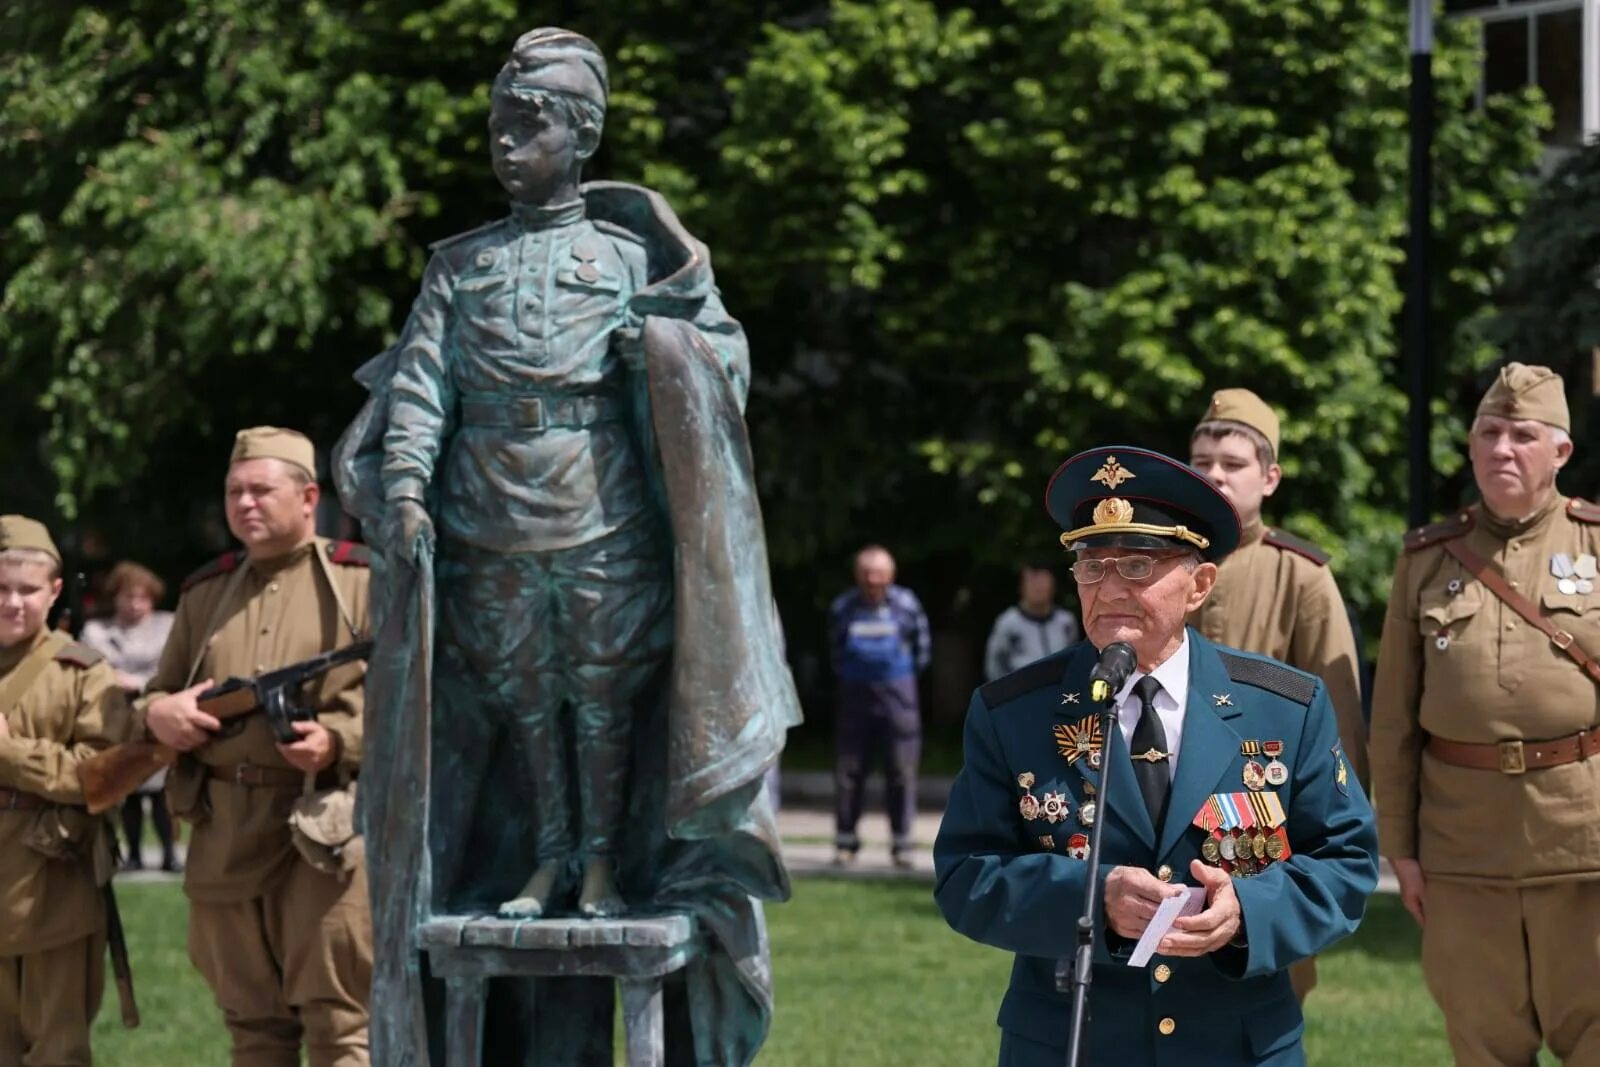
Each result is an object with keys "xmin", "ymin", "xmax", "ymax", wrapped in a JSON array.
[
  {"xmin": 1263, "ymin": 527, "xmax": 1329, "ymax": 566},
  {"xmin": 181, "ymin": 550, "xmax": 241, "ymax": 592},
  {"xmin": 327, "ymin": 541, "xmax": 371, "ymax": 567},
  {"xmin": 979, "ymin": 650, "xmax": 1071, "ymax": 708},
  {"xmin": 54, "ymin": 641, "xmax": 104, "ymax": 669},
  {"xmin": 1332, "ymin": 743, "xmax": 1350, "ymax": 796},
  {"xmin": 1217, "ymin": 651, "xmax": 1317, "ymax": 706}
]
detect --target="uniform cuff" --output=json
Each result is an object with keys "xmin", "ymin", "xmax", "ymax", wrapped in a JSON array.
[{"xmin": 385, "ymin": 478, "xmax": 426, "ymax": 504}]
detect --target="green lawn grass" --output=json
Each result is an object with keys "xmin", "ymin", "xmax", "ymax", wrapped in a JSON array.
[{"xmin": 93, "ymin": 879, "xmax": 1549, "ymax": 1065}]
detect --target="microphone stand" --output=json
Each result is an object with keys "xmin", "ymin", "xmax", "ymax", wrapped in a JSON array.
[{"xmin": 1057, "ymin": 683, "xmax": 1122, "ymax": 1067}]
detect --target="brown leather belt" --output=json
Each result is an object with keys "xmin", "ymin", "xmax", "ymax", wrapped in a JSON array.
[
  {"xmin": 0, "ymin": 788, "xmax": 44, "ymax": 811},
  {"xmin": 207, "ymin": 763, "xmax": 306, "ymax": 789},
  {"xmin": 1427, "ymin": 730, "xmax": 1600, "ymax": 775}
]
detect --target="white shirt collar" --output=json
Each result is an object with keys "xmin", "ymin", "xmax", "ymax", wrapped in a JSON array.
[{"xmin": 1115, "ymin": 629, "xmax": 1191, "ymax": 710}]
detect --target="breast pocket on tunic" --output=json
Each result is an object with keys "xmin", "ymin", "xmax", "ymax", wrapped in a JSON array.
[
  {"xmin": 450, "ymin": 270, "xmax": 514, "ymax": 337},
  {"xmin": 1541, "ymin": 590, "xmax": 1600, "ymax": 656},
  {"xmin": 1420, "ymin": 581, "xmax": 1486, "ymax": 651},
  {"xmin": 554, "ymin": 267, "xmax": 625, "ymax": 333}
]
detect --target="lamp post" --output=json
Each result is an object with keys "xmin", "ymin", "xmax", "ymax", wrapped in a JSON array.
[{"xmin": 1406, "ymin": 0, "xmax": 1435, "ymax": 527}]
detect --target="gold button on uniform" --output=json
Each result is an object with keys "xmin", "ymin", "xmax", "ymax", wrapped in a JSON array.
[
  {"xmin": 268, "ymin": 582, "xmax": 280, "ymax": 593},
  {"xmin": 1156, "ymin": 865, "xmax": 1173, "ymax": 882},
  {"xmin": 1158, "ymin": 1017, "xmax": 1176, "ymax": 1035},
  {"xmin": 1154, "ymin": 964, "xmax": 1172, "ymax": 983}
]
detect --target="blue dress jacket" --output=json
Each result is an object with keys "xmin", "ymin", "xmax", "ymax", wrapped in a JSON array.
[{"xmin": 934, "ymin": 631, "xmax": 1378, "ymax": 1066}]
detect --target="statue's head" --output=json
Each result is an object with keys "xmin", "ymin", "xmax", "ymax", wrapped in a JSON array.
[{"xmin": 489, "ymin": 28, "xmax": 608, "ymax": 203}]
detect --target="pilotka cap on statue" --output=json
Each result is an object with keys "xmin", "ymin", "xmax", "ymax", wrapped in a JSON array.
[
  {"xmin": 230, "ymin": 427, "xmax": 317, "ymax": 478},
  {"xmin": 495, "ymin": 27, "xmax": 609, "ymax": 111},
  {"xmin": 0, "ymin": 515, "xmax": 61, "ymax": 564},
  {"xmin": 1476, "ymin": 362, "xmax": 1570, "ymax": 432}
]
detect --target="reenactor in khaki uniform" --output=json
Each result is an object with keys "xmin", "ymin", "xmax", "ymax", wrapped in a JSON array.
[
  {"xmin": 0, "ymin": 516, "xmax": 129, "ymax": 1067},
  {"xmin": 1372, "ymin": 364, "xmax": 1600, "ymax": 1066},
  {"xmin": 1187, "ymin": 388, "xmax": 1367, "ymax": 1002},
  {"xmin": 140, "ymin": 428, "xmax": 373, "ymax": 1067}
]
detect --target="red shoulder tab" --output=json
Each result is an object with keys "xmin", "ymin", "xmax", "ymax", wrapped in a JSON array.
[
  {"xmin": 326, "ymin": 540, "xmax": 371, "ymax": 567},
  {"xmin": 1263, "ymin": 527, "xmax": 1330, "ymax": 566},
  {"xmin": 1568, "ymin": 498, "xmax": 1600, "ymax": 524},
  {"xmin": 182, "ymin": 550, "xmax": 241, "ymax": 592},
  {"xmin": 54, "ymin": 641, "xmax": 104, "ymax": 669},
  {"xmin": 1404, "ymin": 510, "xmax": 1475, "ymax": 553}
]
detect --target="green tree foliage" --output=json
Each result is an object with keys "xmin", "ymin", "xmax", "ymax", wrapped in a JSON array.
[
  {"xmin": 1490, "ymin": 142, "xmax": 1600, "ymax": 494},
  {"xmin": 0, "ymin": 1, "xmax": 1545, "ymax": 704}
]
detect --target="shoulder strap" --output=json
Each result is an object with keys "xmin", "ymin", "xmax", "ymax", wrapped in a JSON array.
[
  {"xmin": 1443, "ymin": 539, "xmax": 1600, "ymax": 685},
  {"xmin": 0, "ymin": 633, "xmax": 69, "ymax": 713},
  {"xmin": 1262, "ymin": 527, "xmax": 1329, "ymax": 566},
  {"xmin": 1404, "ymin": 511, "xmax": 1475, "ymax": 552},
  {"xmin": 1568, "ymin": 498, "xmax": 1600, "ymax": 524},
  {"xmin": 313, "ymin": 541, "xmax": 363, "ymax": 642}
]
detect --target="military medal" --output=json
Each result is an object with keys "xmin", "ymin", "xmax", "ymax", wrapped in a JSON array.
[
  {"xmin": 1037, "ymin": 835, "xmax": 1055, "ymax": 851},
  {"xmin": 1554, "ymin": 553, "xmax": 1579, "ymax": 596},
  {"xmin": 1067, "ymin": 833, "xmax": 1090, "ymax": 859},
  {"xmin": 1219, "ymin": 832, "xmax": 1237, "ymax": 861},
  {"xmin": 1242, "ymin": 760, "xmax": 1267, "ymax": 791},
  {"xmin": 1017, "ymin": 773, "xmax": 1041, "ymax": 821},
  {"xmin": 1054, "ymin": 717, "xmax": 1103, "ymax": 768},
  {"xmin": 1077, "ymin": 800, "xmax": 1096, "ymax": 827},
  {"xmin": 1041, "ymin": 791, "xmax": 1069, "ymax": 824},
  {"xmin": 1577, "ymin": 554, "xmax": 1597, "ymax": 595},
  {"xmin": 1265, "ymin": 829, "xmax": 1287, "ymax": 861},
  {"xmin": 1201, "ymin": 835, "xmax": 1222, "ymax": 864},
  {"xmin": 1251, "ymin": 829, "xmax": 1267, "ymax": 861},
  {"xmin": 1434, "ymin": 631, "xmax": 1450, "ymax": 652},
  {"xmin": 1263, "ymin": 740, "xmax": 1288, "ymax": 787}
]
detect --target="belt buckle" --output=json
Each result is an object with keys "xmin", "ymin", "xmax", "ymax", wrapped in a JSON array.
[
  {"xmin": 1498, "ymin": 740, "xmax": 1526, "ymax": 775},
  {"xmin": 1553, "ymin": 630, "xmax": 1574, "ymax": 650},
  {"xmin": 232, "ymin": 764, "xmax": 252, "ymax": 785},
  {"xmin": 518, "ymin": 396, "xmax": 546, "ymax": 430}
]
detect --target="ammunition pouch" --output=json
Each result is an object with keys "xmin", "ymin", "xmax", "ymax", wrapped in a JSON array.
[
  {"xmin": 289, "ymin": 780, "xmax": 362, "ymax": 877},
  {"xmin": 23, "ymin": 803, "xmax": 94, "ymax": 862},
  {"xmin": 165, "ymin": 756, "xmax": 211, "ymax": 824}
]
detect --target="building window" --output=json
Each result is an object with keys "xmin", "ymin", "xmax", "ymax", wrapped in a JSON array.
[{"xmin": 1451, "ymin": 0, "xmax": 1595, "ymax": 146}]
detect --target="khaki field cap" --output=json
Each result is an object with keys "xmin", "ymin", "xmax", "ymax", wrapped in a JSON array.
[
  {"xmin": 1476, "ymin": 362, "xmax": 1570, "ymax": 433},
  {"xmin": 0, "ymin": 515, "xmax": 61, "ymax": 564},
  {"xmin": 230, "ymin": 427, "xmax": 317, "ymax": 479},
  {"xmin": 1203, "ymin": 388, "xmax": 1281, "ymax": 459}
]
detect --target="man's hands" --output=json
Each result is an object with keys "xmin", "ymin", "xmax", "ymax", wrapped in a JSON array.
[
  {"xmin": 387, "ymin": 498, "xmax": 434, "ymax": 563},
  {"xmin": 1392, "ymin": 857, "xmax": 1427, "ymax": 927},
  {"xmin": 1104, "ymin": 865, "xmax": 1185, "ymax": 939},
  {"xmin": 145, "ymin": 679, "xmax": 220, "ymax": 751},
  {"xmin": 277, "ymin": 720, "xmax": 337, "ymax": 774},
  {"xmin": 1158, "ymin": 860, "xmax": 1243, "ymax": 957}
]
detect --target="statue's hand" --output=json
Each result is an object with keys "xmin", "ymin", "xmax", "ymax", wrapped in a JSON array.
[{"xmin": 387, "ymin": 498, "xmax": 435, "ymax": 563}]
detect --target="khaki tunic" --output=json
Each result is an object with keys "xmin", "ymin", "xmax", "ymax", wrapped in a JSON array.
[
  {"xmin": 0, "ymin": 629, "xmax": 126, "ymax": 956},
  {"xmin": 138, "ymin": 538, "xmax": 369, "ymax": 903},
  {"xmin": 1189, "ymin": 520, "xmax": 1369, "ymax": 786},
  {"xmin": 1371, "ymin": 494, "xmax": 1600, "ymax": 883}
]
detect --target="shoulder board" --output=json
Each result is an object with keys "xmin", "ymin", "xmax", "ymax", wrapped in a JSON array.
[
  {"xmin": 182, "ymin": 550, "xmax": 242, "ymax": 592},
  {"xmin": 1216, "ymin": 650, "xmax": 1317, "ymax": 707},
  {"xmin": 1403, "ymin": 510, "xmax": 1475, "ymax": 553},
  {"xmin": 325, "ymin": 540, "xmax": 370, "ymax": 567},
  {"xmin": 53, "ymin": 640, "xmax": 104, "ymax": 669},
  {"xmin": 592, "ymin": 218, "xmax": 645, "ymax": 246},
  {"xmin": 428, "ymin": 218, "xmax": 507, "ymax": 253},
  {"xmin": 1568, "ymin": 498, "xmax": 1600, "ymax": 524},
  {"xmin": 979, "ymin": 649, "xmax": 1072, "ymax": 709},
  {"xmin": 1263, "ymin": 527, "xmax": 1329, "ymax": 566}
]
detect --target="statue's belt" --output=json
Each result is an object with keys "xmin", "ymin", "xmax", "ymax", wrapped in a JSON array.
[{"xmin": 458, "ymin": 393, "xmax": 623, "ymax": 431}]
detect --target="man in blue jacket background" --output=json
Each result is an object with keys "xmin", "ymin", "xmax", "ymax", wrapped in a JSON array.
[{"xmin": 934, "ymin": 445, "xmax": 1377, "ymax": 1066}]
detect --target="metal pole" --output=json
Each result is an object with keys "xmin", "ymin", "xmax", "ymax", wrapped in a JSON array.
[{"xmin": 1406, "ymin": 0, "xmax": 1435, "ymax": 527}]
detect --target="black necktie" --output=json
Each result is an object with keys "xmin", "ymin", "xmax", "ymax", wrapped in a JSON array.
[{"xmin": 1129, "ymin": 675, "xmax": 1170, "ymax": 828}]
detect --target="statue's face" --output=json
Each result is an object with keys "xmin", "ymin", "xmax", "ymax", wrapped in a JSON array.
[{"xmin": 489, "ymin": 93, "xmax": 583, "ymax": 203}]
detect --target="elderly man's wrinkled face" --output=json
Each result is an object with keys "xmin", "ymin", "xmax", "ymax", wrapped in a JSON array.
[
  {"xmin": 1469, "ymin": 415, "xmax": 1571, "ymax": 519},
  {"xmin": 1074, "ymin": 547, "xmax": 1215, "ymax": 669}
]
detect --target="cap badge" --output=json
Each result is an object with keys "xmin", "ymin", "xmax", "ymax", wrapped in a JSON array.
[
  {"xmin": 1092, "ymin": 497, "xmax": 1136, "ymax": 525},
  {"xmin": 1090, "ymin": 455, "xmax": 1136, "ymax": 490}
]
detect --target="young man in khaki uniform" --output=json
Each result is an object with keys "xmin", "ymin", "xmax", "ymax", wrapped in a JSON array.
[
  {"xmin": 1187, "ymin": 388, "xmax": 1367, "ymax": 1002},
  {"xmin": 0, "ymin": 515, "xmax": 129, "ymax": 1067},
  {"xmin": 140, "ymin": 428, "xmax": 373, "ymax": 1067},
  {"xmin": 1372, "ymin": 364, "xmax": 1600, "ymax": 1066}
]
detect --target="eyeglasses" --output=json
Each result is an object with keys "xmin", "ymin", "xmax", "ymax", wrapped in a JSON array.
[{"xmin": 1070, "ymin": 555, "xmax": 1183, "ymax": 585}]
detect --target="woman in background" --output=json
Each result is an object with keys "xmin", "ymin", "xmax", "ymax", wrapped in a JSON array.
[{"xmin": 80, "ymin": 561, "xmax": 179, "ymax": 871}]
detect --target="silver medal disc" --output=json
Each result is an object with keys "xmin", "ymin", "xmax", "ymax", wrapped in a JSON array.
[{"xmin": 1560, "ymin": 577, "xmax": 1579, "ymax": 596}]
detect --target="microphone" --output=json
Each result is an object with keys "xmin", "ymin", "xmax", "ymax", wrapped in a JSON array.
[{"xmin": 1089, "ymin": 642, "xmax": 1137, "ymax": 703}]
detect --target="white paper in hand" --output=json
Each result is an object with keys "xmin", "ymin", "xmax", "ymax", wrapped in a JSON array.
[{"xmin": 1126, "ymin": 886, "xmax": 1207, "ymax": 968}]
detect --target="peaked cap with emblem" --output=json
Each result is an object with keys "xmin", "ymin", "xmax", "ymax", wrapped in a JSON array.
[
  {"xmin": 1199, "ymin": 387, "xmax": 1280, "ymax": 460},
  {"xmin": 1476, "ymin": 362, "xmax": 1569, "ymax": 432},
  {"xmin": 495, "ymin": 27, "xmax": 609, "ymax": 112},
  {"xmin": 1045, "ymin": 445, "xmax": 1242, "ymax": 563},
  {"xmin": 231, "ymin": 426, "xmax": 316, "ymax": 479},
  {"xmin": 0, "ymin": 514, "xmax": 61, "ymax": 564}
]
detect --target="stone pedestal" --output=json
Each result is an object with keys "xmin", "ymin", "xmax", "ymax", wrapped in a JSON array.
[{"xmin": 417, "ymin": 913, "xmax": 700, "ymax": 1067}]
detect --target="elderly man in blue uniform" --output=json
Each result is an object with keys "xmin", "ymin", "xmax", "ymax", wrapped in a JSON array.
[{"xmin": 935, "ymin": 446, "xmax": 1377, "ymax": 1066}]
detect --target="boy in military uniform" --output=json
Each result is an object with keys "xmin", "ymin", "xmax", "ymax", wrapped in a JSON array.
[
  {"xmin": 1372, "ymin": 364, "xmax": 1600, "ymax": 1066},
  {"xmin": 935, "ymin": 447, "xmax": 1377, "ymax": 1066},
  {"xmin": 141, "ymin": 428, "xmax": 373, "ymax": 1067},
  {"xmin": 1187, "ymin": 387, "xmax": 1367, "ymax": 1001},
  {"xmin": 0, "ymin": 515, "xmax": 129, "ymax": 1067}
]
